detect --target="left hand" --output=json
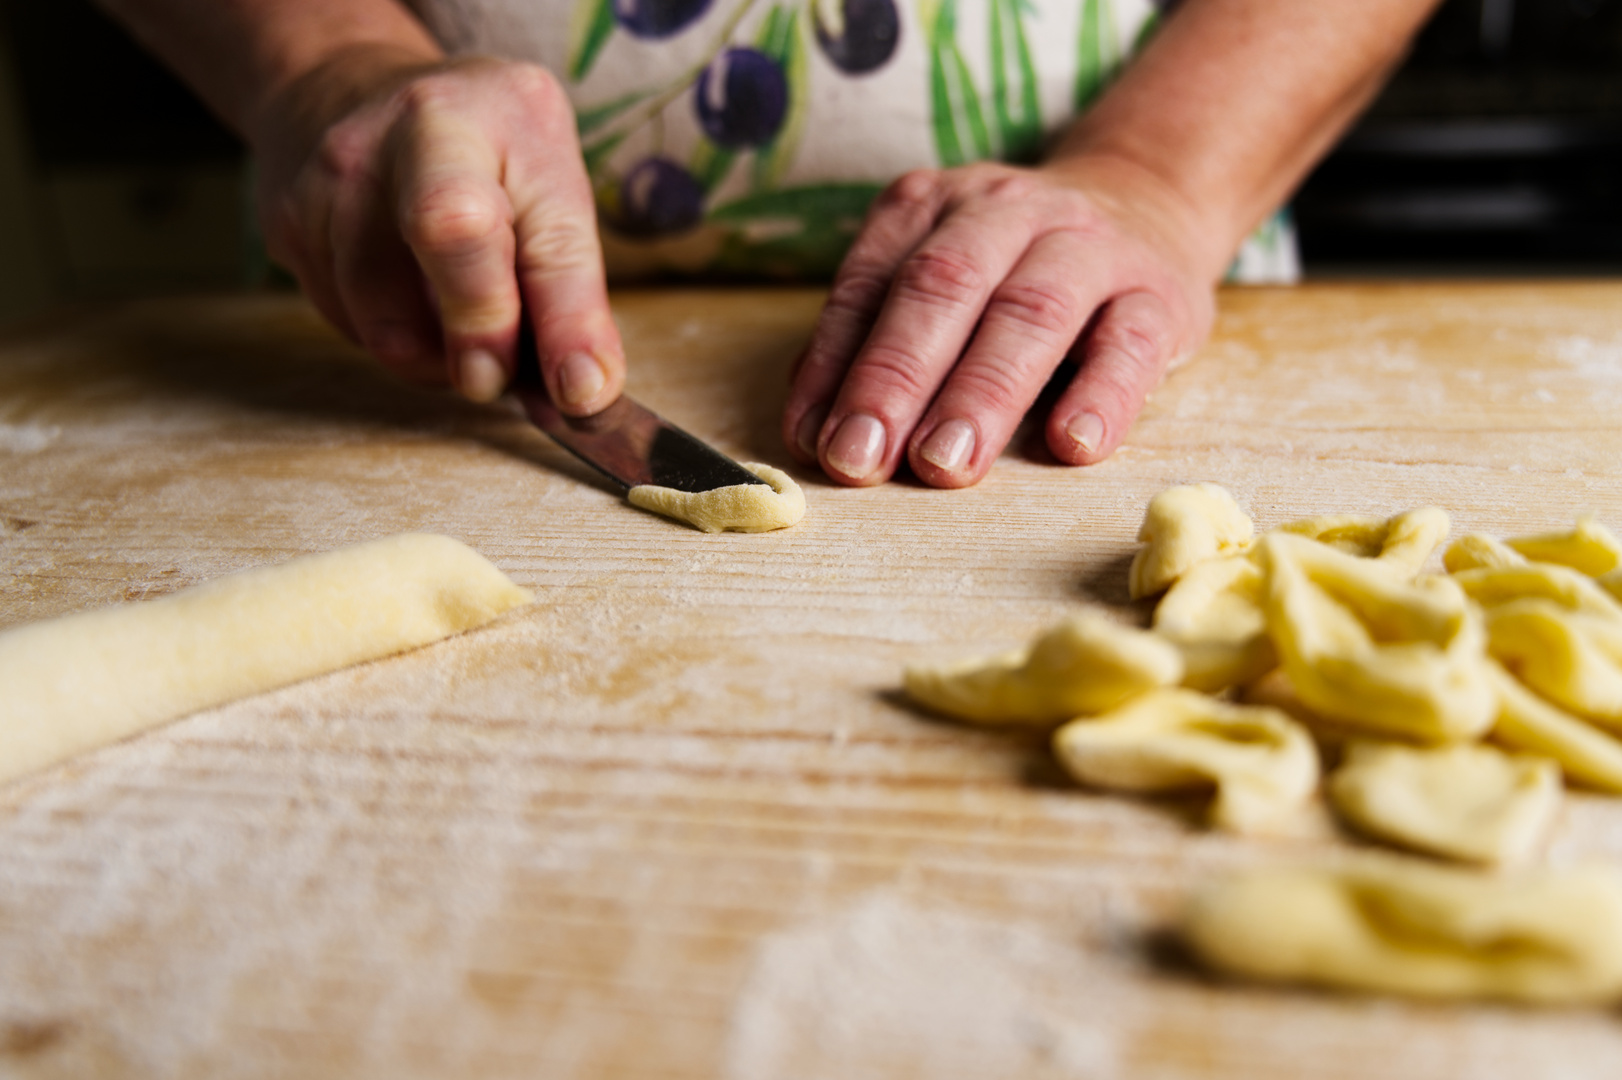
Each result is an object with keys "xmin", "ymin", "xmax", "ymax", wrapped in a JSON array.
[{"xmin": 781, "ymin": 156, "xmax": 1226, "ymax": 488}]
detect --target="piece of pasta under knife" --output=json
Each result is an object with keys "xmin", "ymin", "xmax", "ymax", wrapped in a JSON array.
[{"xmin": 509, "ymin": 325, "xmax": 768, "ymax": 494}]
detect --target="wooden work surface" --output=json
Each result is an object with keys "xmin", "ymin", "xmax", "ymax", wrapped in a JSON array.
[{"xmin": 3, "ymin": 282, "xmax": 1622, "ymax": 1078}]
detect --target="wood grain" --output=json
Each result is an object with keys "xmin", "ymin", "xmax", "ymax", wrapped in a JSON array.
[{"xmin": 2, "ymin": 283, "xmax": 1622, "ymax": 1079}]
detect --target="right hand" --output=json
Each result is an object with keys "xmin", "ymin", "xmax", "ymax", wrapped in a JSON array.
[{"xmin": 251, "ymin": 49, "xmax": 624, "ymax": 412}]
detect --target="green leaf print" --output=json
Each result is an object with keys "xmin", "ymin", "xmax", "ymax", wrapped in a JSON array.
[
  {"xmin": 752, "ymin": 3, "xmax": 812, "ymax": 193},
  {"xmin": 928, "ymin": 0, "xmax": 992, "ymax": 167},
  {"xmin": 568, "ymin": 0, "xmax": 618, "ymax": 82},
  {"xmin": 1073, "ymin": 0, "xmax": 1117, "ymax": 112},
  {"xmin": 1133, "ymin": 8, "xmax": 1161, "ymax": 52},
  {"xmin": 989, "ymin": 0, "xmax": 1042, "ymax": 162},
  {"xmin": 576, "ymin": 89, "xmax": 654, "ymax": 137},
  {"xmin": 708, "ymin": 182, "xmax": 884, "ymax": 223},
  {"xmin": 709, "ymin": 183, "xmax": 886, "ymax": 277},
  {"xmin": 690, "ymin": 137, "xmax": 738, "ymax": 195},
  {"xmin": 582, "ymin": 130, "xmax": 629, "ymax": 175}
]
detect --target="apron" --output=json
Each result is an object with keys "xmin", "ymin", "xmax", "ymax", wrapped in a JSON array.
[{"xmin": 405, "ymin": 0, "xmax": 1298, "ymax": 282}]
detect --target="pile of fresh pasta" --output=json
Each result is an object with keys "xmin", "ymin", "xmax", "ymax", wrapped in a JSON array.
[{"xmin": 904, "ymin": 484, "xmax": 1622, "ymax": 1005}]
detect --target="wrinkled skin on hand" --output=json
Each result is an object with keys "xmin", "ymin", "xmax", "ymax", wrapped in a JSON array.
[
  {"xmin": 253, "ymin": 50, "xmax": 625, "ymax": 414},
  {"xmin": 783, "ymin": 157, "xmax": 1220, "ymax": 488}
]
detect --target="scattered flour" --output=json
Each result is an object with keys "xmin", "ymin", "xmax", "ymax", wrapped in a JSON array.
[
  {"xmin": 1552, "ymin": 336, "xmax": 1622, "ymax": 386},
  {"xmin": 0, "ymin": 422, "xmax": 61, "ymax": 454},
  {"xmin": 723, "ymin": 893, "xmax": 1133, "ymax": 1080}
]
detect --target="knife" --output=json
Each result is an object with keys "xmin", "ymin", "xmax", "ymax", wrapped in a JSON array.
[{"xmin": 509, "ymin": 326, "xmax": 769, "ymax": 494}]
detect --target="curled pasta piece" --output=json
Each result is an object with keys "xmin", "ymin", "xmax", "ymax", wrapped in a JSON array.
[
  {"xmin": 1489, "ymin": 661, "xmax": 1622, "ymax": 794},
  {"xmin": 1128, "ymin": 483, "xmax": 1254, "ymax": 600},
  {"xmin": 1260, "ymin": 533, "xmax": 1495, "ymax": 743},
  {"xmin": 1052, "ymin": 688, "xmax": 1318, "ymax": 834},
  {"xmin": 903, "ymin": 610, "xmax": 1183, "ymax": 726},
  {"xmin": 1152, "ymin": 555, "xmax": 1275, "ymax": 692},
  {"xmin": 1452, "ymin": 562, "xmax": 1622, "ymax": 624},
  {"xmin": 1506, "ymin": 516, "xmax": 1622, "ymax": 578},
  {"xmin": 1276, "ymin": 507, "xmax": 1450, "ymax": 576},
  {"xmin": 1328, "ymin": 741, "xmax": 1559, "ymax": 865},
  {"xmin": 627, "ymin": 463, "xmax": 805, "ymax": 533},
  {"xmin": 1486, "ymin": 600, "xmax": 1622, "ymax": 731},
  {"xmin": 1443, "ymin": 533, "xmax": 1527, "ymax": 574},
  {"xmin": 1184, "ymin": 860, "xmax": 1622, "ymax": 1004}
]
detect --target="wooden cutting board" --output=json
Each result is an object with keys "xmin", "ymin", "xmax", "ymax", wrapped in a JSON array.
[{"xmin": 2, "ymin": 282, "xmax": 1622, "ymax": 1079}]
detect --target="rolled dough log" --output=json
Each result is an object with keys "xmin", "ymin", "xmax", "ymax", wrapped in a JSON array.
[
  {"xmin": 628, "ymin": 463, "xmax": 805, "ymax": 533},
  {"xmin": 0, "ymin": 534, "xmax": 533, "ymax": 786},
  {"xmin": 1184, "ymin": 859, "xmax": 1622, "ymax": 1004}
]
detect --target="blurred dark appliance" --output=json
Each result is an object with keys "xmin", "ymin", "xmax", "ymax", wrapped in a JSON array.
[{"xmin": 1296, "ymin": 0, "xmax": 1622, "ymax": 270}]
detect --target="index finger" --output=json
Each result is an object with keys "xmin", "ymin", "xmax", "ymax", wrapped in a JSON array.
[
  {"xmin": 503, "ymin": 71, "xmax": 624, "ymax": 416},
  {"xmin": 391, "ymin": 94, "xmax": 523, "ymax": 403}
]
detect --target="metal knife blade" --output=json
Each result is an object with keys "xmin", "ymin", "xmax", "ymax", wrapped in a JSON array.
[{"xmin": 510, "ymin": 329, "xmax": 768, "ymax": 494}]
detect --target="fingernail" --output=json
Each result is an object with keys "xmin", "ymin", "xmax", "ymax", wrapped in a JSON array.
[
  {"xmin": 918, "ymin": 418, "xmax": 976, "ymax": 472},
  {"xmin": 557, "ymin": 352, "xmax": 607, "ymax": 409},
  {"xmin": 1067, "ymin": 411, "xmax": 1106, "ymax": 454},
  {"xmin": 795, "ymin": 404, "xmax": 829, "ymax": 460},
  {"xmin": 458, "ymin": 348, "xmax": 506, "ymax": 403},
  {"xmin": 826, "ymin": 413, "xmax": 886, "ymax": 479}
]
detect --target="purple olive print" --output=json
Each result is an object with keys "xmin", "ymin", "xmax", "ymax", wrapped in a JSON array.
[
  {"xmin": 813, "ymin": 0, "xmax": 900, "ymax": 75},
  {"xmin": 618, "ymin": 157, "xmax": 706, "ymax": 235},
  {"xmin": 612, "ymin": 0, "xmax": 713, "ymax": 39},
  {"xmin": 694, "ymin": 47, "xmax": 789, "ymax": 148}
]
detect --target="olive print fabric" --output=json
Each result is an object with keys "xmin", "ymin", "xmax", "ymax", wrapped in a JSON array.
[{"xmin": 407, "ymin": 0, "xmax": 1299, "ymax": 282}]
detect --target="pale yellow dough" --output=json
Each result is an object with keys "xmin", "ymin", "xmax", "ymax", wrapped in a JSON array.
[
  {"xmin": 0, "ymin": 534, "xmax": 533, "ymax": 786},
  {"xmin": 1152, "ymin": 554, "xmax": 1275, "ymax": 692},
  {"xmin": 1489, "ymin": 662, "xmax": 1622, "ymax": 794},
  {"xmin": 903, "ymin": 610, "xmax": 1183, "ymax": 725},
  {"xmin": 1128, "ymin": 483, "xmax": 1254, "ymax": 599},
  {"xmin": 627, "ymin": 462, "xmax": 805, "ymax": 533},
  {"xmin": 1453, "ymin": 561, "xmax": 1622, "ymax": 623},
  {"xmin": 1328, "ymin": 741, "xmax": 1560, "ymax": 864},
  {"xmin": 1184, "ymin": 860, "xmax": 1622, "ymax": 1004},
  {"xmin": 1260, "ymin": 532, "xmax": 1495, "ymax": 743},
  {"xmin": 1486, "ymin": 600, "xmax": 1622, "ymax": 730},
  {"xmin": 1444, "ymin": 533, "xmax": 1527, "ymax": 574},
  {"xmin": 1052, "ymin": 688, "xmax": 1318, "ymax": 834},
  {"xmin": 1277, "ymin": 506, "xmax": 1450, "ymax": 576},
  {"xmin": 1506, "ymin": 516, "xmax": 1622, "ymax": 577}
]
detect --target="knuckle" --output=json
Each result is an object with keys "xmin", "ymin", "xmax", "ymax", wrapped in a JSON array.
[
  {"xmin": 893, "ymin": 248, "xmax": 985, "ymax": 310},
  {"xmin": 984, "ymin": 279, "xmax": 1077, "ymax": 341},
  {"xmin": 505, "ymin": 63, "xmax": 567, "ymax": 112},
  {"xmin": 855, "ymin": 342, "xmax": 939, "ymax": 405},
  {"xmin": 1082, "ymin": 368, "xmax": 1142, "ymax": 425},
  {"xmin": 517, "ymin": 216, "xmax": 598, "ymax": 274},
  {"xmin": 879, "ymin": 169, "xmax": 940, "ymax": 212},
  {"xmin": 403, "ymin": 182, "xmax": 508, "ymax": 257},
  {"xmin": 1096, "ymin": 307, "xmax": 1174, "ymax": 375},
  {"xmin": 951, "ymin": 362, "xmax": 1027, "ymax": 416},
  {"xmin": 982, "ymin": 173, "xmax": 1034, "ymax": 203},
  {"xmin": 314, "ymin": 124, "xmax": 374, "ymax": 184},
  {"xmin": 396, "ymin": 75, "xmax": 461, "ymax": 120},
  {"xmin": 825, "ymin": 265, "xmax": 891, "ymax": 319}
]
